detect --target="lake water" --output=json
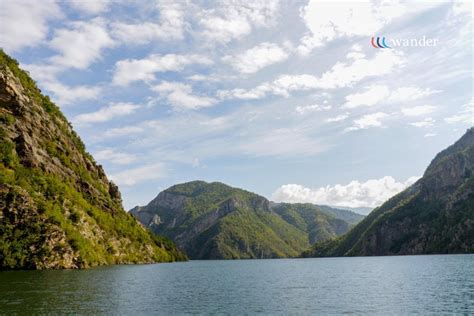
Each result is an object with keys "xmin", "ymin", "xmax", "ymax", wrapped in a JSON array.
[{"xmin": 0, "ymin": 255, "xmax": 472, "ymax": 314}]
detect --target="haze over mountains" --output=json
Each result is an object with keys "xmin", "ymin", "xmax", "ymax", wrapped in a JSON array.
[
  {"xmin": 0, "ymin": 51, "xmax": 185, "ymax": 269},
  {"xmin": 130, "ymin": 181, "xmax": 364, "ymax": 259}
]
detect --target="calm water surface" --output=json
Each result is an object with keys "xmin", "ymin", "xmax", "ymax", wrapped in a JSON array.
[{"xmin": 0, "ymin": 255, "xmax": 473, "ymax": 314}]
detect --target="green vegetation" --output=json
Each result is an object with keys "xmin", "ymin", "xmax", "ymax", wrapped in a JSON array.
[
  {"xmin": 0, "ymin": 50, "xmax": 185, "ymax": 269},
  {"xmin": 131, "ymin": 181, "xmax": 362, "ymax": 259},
  {"xmin": 303, "ymin": 128, "xmax": 474, "ymax": 257}
]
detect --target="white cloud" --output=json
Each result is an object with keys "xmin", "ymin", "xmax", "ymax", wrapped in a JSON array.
[
  {"xmin": 49, "ymin": 18, "xmax": 115, "ymax": 69},
  {"xmin": 424, "ymin": 132, "xmax": 437, "ymax": 138},
  {"xmin": 401, "ymin": 105, "xmax": 436, "ymax": 116},
  {"xmin": 112, "ymin": 3, "xmax": 185, "ymax": 44},
  {"xmin": 346, "ymin": 112, "xmax": 388, "ymax": 131},
  {"xmin": 223, "ymin": 42, "xmax": 288, "ymax": 74},
  {"xmin": 272, "ymin": 176, "xmax": 419, "ymax": 208},
  {"xmin": 410, "ymin": 118, "xmax": 435, "ymax": 128},
  {"xmin": 296, "ymin": 104, "xmax": 331, "ymax": 115},
  {"xmin": 218, "ymin": 50, "xmax": 405, "ymax": 101},
  {"xmin": 152, "ymin": 81, "xmax": 217, "ymax": 110},
  {"xmin": 326, "ymin": 113, "xmax": 349, "ymax": 123},
  {"xmin": 317, "ymin": 50, "xmax": 405, "ymax": 89},
  {"xmin": 218, "ymin": 74, "xmax": 320, "ymax": 100},
  {"xmin": 112, "ymin": 54, "xmax": 212, "ymax": 86},
  {"xmin": 0, "ymin": 0, "xmax": 62, "ymax": 52},
  {"xmin": 445, "ymin": 99, "xmax": 474, "ymax": 124},
  {"xmin": 68, "ymin": 0, "xmax": 110, "ymax": 14},
  {"xmin": 102, "ymin": 126, "xmax": 145, "ymax": 139},
  {"xmin": 389, "ymin": 87, "xmax": 440, "ymax": 103},
  {"xmin": 341, "ymin": 85, "xmax": 439, "ymax": 109},
  {"xmin": 198, "ymin": 0, "xmax": 280, "ymax": 43},
  {"xmin": 22, "ymin": 63, "xmax": 62, "ymax": 82},
  {"xmin": 110, "ymin": 163, "xmax": 167, "ymax": 186},
  {"xmin": 42, "ymin": 81, "xmax": 101, "ymax": 106},
  {"xmin": 74, "ymin": 103, "xmax": 139, "ymax": 124},
  {"xmin": 346, "ymin": 52, "xmax": 366, "ymax": 60},
  {"xmin": 94, "ymin": 148, "xmax": 137, "ymax": 165},
  {"xmin": 343, "ymin": 85, "xmax": 390, "ymax": 108},
  {"xmin": 297, "ymin": 0, "xmax": 405, "ymax": 55}
]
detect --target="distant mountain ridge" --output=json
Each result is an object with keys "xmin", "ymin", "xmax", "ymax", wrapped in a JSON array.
[
  {"xmin": 131, "ymin": 181, "xmax": 364, "ymax": 259},
  {"xmin": 324, "ymin": 205, "xmax": 373, "ymax": 215},
  {"xmin": 303, "ymin": 128, "xmax": 474, "ymax": 257},
  {"xmin": 0, "ymin": 50, "xmax": 185, "ymax": 269}
]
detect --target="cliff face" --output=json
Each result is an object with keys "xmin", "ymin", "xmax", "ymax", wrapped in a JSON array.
[
  {"xmin": 130, "ymin": 181, "xmax": 363, "ymax": 259},
  {"xmin": 304, "ymin": 128, "xmax": 474, "ymax": 257},
  {"xmin": 0, "ymin": 50, "xmax": 185, "ymax": 269}
]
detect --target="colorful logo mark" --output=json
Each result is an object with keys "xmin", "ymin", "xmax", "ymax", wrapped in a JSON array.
[{"xmin": 371, "ymin": 37, "xmax": 391, "ymax": 48}]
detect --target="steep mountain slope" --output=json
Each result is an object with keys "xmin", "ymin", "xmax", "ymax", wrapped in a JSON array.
[
  {"xmin": 130, "ymin": 181, "xmax": 363, "ymax": 259},
  {"xmin": 0, "ymin": 50, "xmax": 185, "ymax": 269},
  {"xmin": 303, "ymin": 128, "xmax": 474, "ymax": 257}
]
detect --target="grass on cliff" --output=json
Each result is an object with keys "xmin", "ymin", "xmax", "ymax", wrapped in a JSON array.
[{"xmin": 0, "ymin": 50, "xmax": 186, "ymax": 269}]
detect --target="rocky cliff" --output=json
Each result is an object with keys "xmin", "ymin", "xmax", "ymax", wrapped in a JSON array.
[
  {"xmin": 130, "ymin": 181, "xmax": 363, "ymax": 259},
  {"xmin": 0, "ymin": 50, "xmax": 185, "ymax": 269},
  {"xmin": 303, "ymin": 128, "xmax": 474, "ymax": 257}
]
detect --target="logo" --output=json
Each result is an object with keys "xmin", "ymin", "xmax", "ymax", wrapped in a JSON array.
[
  {"xmin": 371, "ymin": 36, "xmax": 438, "ymax": 48},
  {"xmin": 371, "ymin": 37, "xmax": 390, "ymax": 48}
]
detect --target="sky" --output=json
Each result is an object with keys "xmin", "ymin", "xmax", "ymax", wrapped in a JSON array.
[{"xmin": 0, "ymin": 0, "xmax": 472, "ymax": 211}]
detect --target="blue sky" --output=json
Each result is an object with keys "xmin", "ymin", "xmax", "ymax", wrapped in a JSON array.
[{"xmin": 1, "ymin": 0, "xmax": 472, "ymax": 210}]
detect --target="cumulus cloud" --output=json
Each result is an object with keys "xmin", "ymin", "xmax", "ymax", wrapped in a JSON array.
[
  {"xmin": 326, "ymin": 113, "xmax": 349, "ymax": 123},
  {"xmin": 112, "ymin": 3, "xmax": 185, "ymax": 44},
  {"xmin": 198, "ymin": 0, "xmax": 280, "ymax": 43},
  {"xmin": 73, "ymin": 103, "xmax": 139, "ymax": 124},
  {"xmin": 389, "ymin": 87, "xmax": 440, "ymax": 102},
  {"xmin": 296, "ymin": 104, "xmax": 331, "ymax": 115},
  {"xmin": 317, "ymin": 50, "xmax": 405, "ymax": 89},
  {"xmin": 272, "ymin": 176, "xmax": 419, "ymax": 208},
  {"xmin": 110, "ymin": 163, "xmax": 167, "ymax": 186},
  {"xmin": 445, "ymin": 99, "xmax": 474, "ymax": 124},
  {"xmin": 152, "ymin": 81, "xmax": 217, "ymax": 110},
  {"xmin": 41, "ymin": 81, "xmax": 101, "ymax": 106},
  {"xmin": 112, "ymin": 54, "xmax": 212, "ymax": 86},
  {"xmin": 218, "ymin": 50, "xmax": 405, "ymax": 100},
  {"xmin": 223, "ymin": 42, "xmax": 288, "ymax": 74},
  {"xmin": 401, "ymin": 105, "xmax": 436, "ymax": 116},
  {"xmin": 0, "ymin": 0, "xmax": 62, "ymax": 52},
  {"xmin": 343, "ymin": 85, "xmax": 390, "ymax": 109},
  {"xmin": 342, "ymin": 85, "xmax": 439, "ymax": 109},
  {"xmin": 49, "ymin": 18, "xmax": 115, "ymax": 69},
  {"xmin": 217, "ymin": 74, "xmax": 319, "ymax": 100},
  {"xmin": 297, "ymin": 0, "xmax": 405, "ymax": 55},
  {"xmin": 68, "ymin": 0, "xmax": 110, "ymax": 14},
  {"xmin": 410, "ymin": 117, "xmax": 435, "ymax": 127},
  {"xmin": 346, "ymin": 112, "xmax": 388, "ymax": 131},
  {"xmin": 94, "ymin": 148, "xmax": 137, "ymax": 165}
]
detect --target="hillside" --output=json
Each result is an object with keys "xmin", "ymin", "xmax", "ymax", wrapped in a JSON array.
[
  {"xmin": 0, "ymin": 50, "xmax": 186, "ymax": 269},
  {"xmin": 130, "ymin": 181, "xmax": 363, "ymax": 259},
  {"xmin": 303, "ymin": 128, "xmax": 474, "ymax": 257}
]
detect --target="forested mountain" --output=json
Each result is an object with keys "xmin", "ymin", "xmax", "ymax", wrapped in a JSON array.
[{"xmin": 131, "ymin": 181, "xmax": 363, "ymax": 259}]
